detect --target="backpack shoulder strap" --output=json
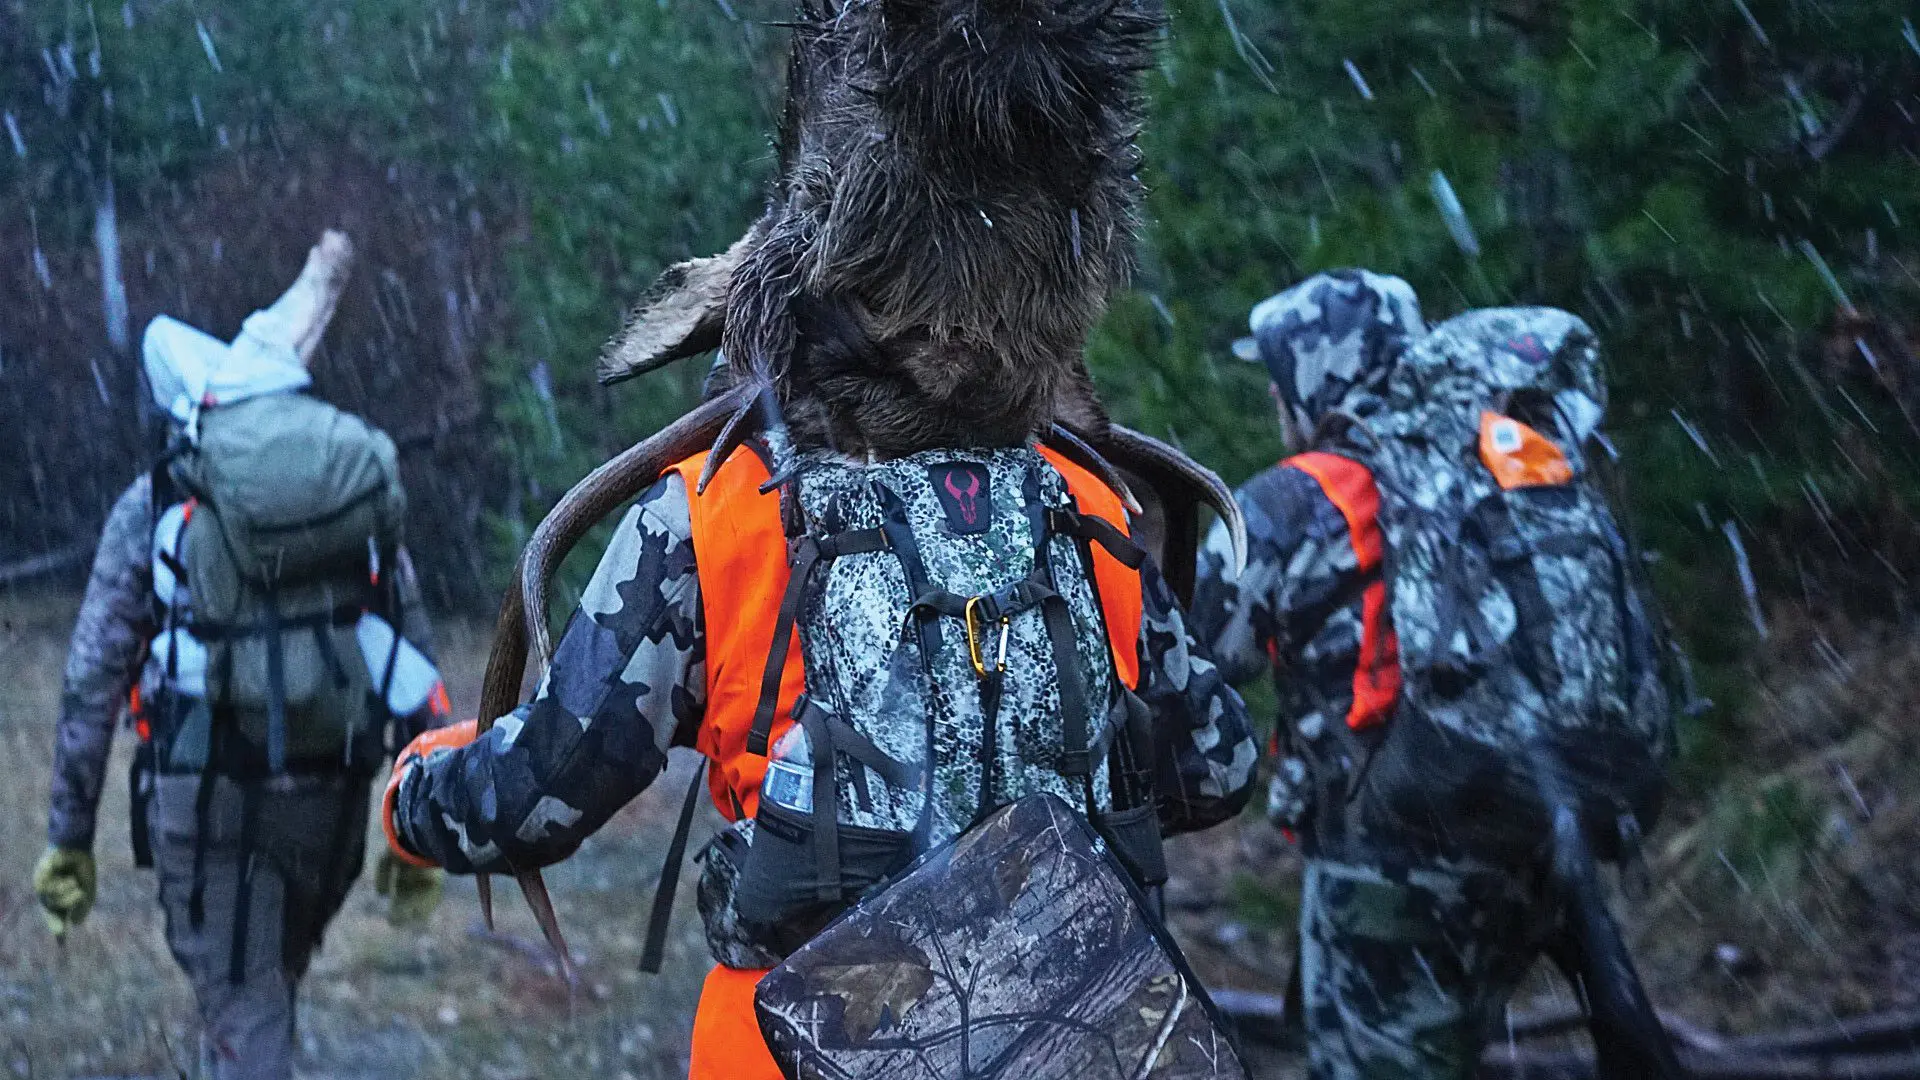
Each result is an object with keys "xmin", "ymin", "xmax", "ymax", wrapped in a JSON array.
[
  {"xmin": 1036, "ymin": 446, "xmax": 1143, "ymax": 691},
  {"xmin": 1281, "ymin": 452, "xmax": 1400, "ymax": 731}
]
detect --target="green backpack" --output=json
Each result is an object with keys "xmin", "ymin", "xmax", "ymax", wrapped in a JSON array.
[{"xmin": 169, "ymin": 392, "xmax": 405, "ymax": 775}]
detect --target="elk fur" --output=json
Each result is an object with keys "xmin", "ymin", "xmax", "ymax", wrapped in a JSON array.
[{"xmin": 602, "ymin": 0, "xmax": 1163, "ymax": 457}]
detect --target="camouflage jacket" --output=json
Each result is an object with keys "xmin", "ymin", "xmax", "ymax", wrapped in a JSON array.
[
  {"xmin": 393, "ymin": 468, "xmax": 1258, "ymax": 875},
  {"xmin": 49, "ymin": 472, "xmax": 434, "ymax": 851},
  {"xmin": 1193, "ymin": 461, "xmax": 1371, "ymax": 848}
]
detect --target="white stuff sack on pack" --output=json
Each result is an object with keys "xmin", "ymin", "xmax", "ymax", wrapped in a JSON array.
[
  {"xmin": 150, "ymin": 501, "xmax": 210, "ymax": 697},
  {"xmin": 354, "ymin": 613, "xmax": 443, "ymax": 717}
]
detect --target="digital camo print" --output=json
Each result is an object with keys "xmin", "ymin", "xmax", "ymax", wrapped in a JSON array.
[
  {"xmin": 1245, "ymin": 269, "xmax": 1425, "ymax": 435},
  {"xmin": 787, "ymin": 445, "xmax": 1119, "ymax": 839},
  {"xmin": 1347, "ymin": 308, "xmax": 1671, "ymax": 861},
  {"xmin": 1136, "ymin": 557, "xmax": 1257, "ymax": 833},
  {"xmin": 395, "ymin": 474, "xmax": 705, "ymax": 873},
  {"xmin": 1196, "ymin": 465, "xmax": 1366, "ymax": 841},
  {"xmin": 757, "ymin": 793, "xmax": 1249, "ymax": 1080},
  {"xmin": 1298, "ymin": 855, "xmax": 1559, "ymax": 1080},
  {"xmin": 397, "ymin": 452, "xmax": 1254, "ymax": 969}
]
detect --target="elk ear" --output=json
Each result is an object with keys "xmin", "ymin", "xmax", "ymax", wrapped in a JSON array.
[{"xmin": 598, "ymin": 221, "xmax": 767, "ymax": 386}]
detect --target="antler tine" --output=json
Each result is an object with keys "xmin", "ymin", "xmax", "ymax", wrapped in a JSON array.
[
  {"xmin": 1045, "ymin": 422, "xmax": 1145, "ymax": 515},
  {"xmin": 1101, "ymin": 425, "xmax": 1246, "ymax": 576},
  {"xmin": 471, "ymin": 386, "xmax": 749, "ymax": 979}
]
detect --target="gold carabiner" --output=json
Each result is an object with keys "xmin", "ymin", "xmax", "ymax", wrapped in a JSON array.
[
  {"xmin": 965, "ymin": 596, "xmax": 990, "ymax": 678},
  {"xmin": 965, "ymin": 596, "xmax": 1012, "ymax": 680}
]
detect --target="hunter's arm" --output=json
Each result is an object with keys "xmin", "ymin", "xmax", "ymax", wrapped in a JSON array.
[
  {"xmin": 392, "ymin": 473, "xmax": 706, "ymax": 874},
  {"xmin": 49, "ymin": 476, "xmax": 155, "ymax": 851},
  {"xmin": 1136, "ymin": 558, "xmax": 1258, "ymax": 836},
  {"xmin": 1189, "ymin": 467, "xmax": 1319, "ymax": 688}
]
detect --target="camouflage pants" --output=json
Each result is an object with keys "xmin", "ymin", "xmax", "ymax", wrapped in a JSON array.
[
  {"xmin": 1299, "ymin": 856, "xmax": 1560, "ymax": 1080},
  {"xmin": 153, "ymin": 772, "xmax": 369, "ymax": 1080}
]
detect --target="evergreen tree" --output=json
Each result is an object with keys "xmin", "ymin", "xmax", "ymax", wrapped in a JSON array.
[{"xmin": 1094, "ymin": 0, "xmax": 1920, "ymax": 742}]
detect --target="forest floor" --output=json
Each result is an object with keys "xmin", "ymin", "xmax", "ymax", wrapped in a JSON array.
[{"xmin": 3, "ymin": 586, "xmax": 1917, "ymax": 1078}]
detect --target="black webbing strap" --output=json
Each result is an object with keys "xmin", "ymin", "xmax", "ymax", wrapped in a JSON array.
[
  {"xmin": 227, "ymin": 778, "xmax": 261, "ymax": 985},
  {"xmin": 187, "ymin": 701, "xmax": 226, "ymax": 930},
  {"xmin": 1040, "ymin": 590, "xmax": 1094, "ymax": 778},
  {"xmin": 907, "ymin": 579, "xmax": 1054, "ymax": 624},
  {"xmin": 746, "ymin": 537, "xmax": 819, "ymax": 758},
  {"xmin": 745, "ymin": 528, "xmax": 891, "ymax": 758},
  {"xmin": 1024, "ymin": 480, "xmax": 1097, "ymax": 783},
  {"xmin": 821, "ymin": 710, "xmax": 922, "ymax": 791},
  {"xmin": 187, "ymin": 603, "xmax": 361, "ymax": 643},
  {"xmin": 1048, "ymin": 507, "xmax": 1148, "ymax": 570},
  {"xmin": 795, "ymin": 699, "xmax": 843, "ymax": 904},
  {"xmin": 640, "ymin": 758, "xmax": 709, "ymax": 974},
  {"xmin": 262, "ymin": 587, "xmax": 289, "ymax": 775},
  {"xmin": 128, "ymin": 743, "xmax": 155, "ymax": 869}
]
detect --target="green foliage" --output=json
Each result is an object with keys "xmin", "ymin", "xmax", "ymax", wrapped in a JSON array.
[
  {"xmin": 1702, "ymin": 776, "xmax": 1824, "ymax": 895},
  {"xmin": 1096, "ymin": 0, "xmax": 1920, "ymax": 778},
  {"xmin": 478, "ymin": 0, "xmax": 780, "ymax": 595}
]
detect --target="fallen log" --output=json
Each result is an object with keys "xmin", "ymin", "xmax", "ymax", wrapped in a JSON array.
[
  {"xmin": 1480, "ymin": 1045, "xmax": 1920, "ymax": 1080},
  {"xmin": 1216, "ymin": 988, "xmax": 1920, "ymax": 1077},
  {"xmin": 0, "ymin": 544, "xmax": 88, "ymax": 585}
]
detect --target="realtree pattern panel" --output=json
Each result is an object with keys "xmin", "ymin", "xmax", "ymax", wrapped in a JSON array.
[{"xmin": 756, "ymin": 793, "xmax": 1248, "ymax": 1080}]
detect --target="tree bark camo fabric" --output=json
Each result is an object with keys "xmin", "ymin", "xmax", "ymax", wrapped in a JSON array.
[{"xmin": 755, "ymin": 793, "xmax": 1249, "ymax": 1080}]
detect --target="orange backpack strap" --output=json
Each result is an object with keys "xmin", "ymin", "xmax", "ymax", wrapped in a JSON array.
[
  {"xmin": 1037, "ymin": 446, "xmax": 1144, "ymax": 691},
  {"xmin": 675, "ymin": 445, "xmax": 1149, "ymax": 818},
  {"xmin": 1283, "ymin": 452, "xmax": 1401, "ymax": 730},
  {"xmin": 670, "ymin": 449, "xmax": 802, "ymax": 821}
]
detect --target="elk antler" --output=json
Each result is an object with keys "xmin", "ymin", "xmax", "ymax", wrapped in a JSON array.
[{"xmin": 474, "ymin": 386, "xmax": 752, "ymax": 982}]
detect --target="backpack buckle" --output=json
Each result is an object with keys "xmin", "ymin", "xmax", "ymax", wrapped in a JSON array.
[{"xmin": 964, "ymin": 596, "xmax": 1011, "ymax": 679}]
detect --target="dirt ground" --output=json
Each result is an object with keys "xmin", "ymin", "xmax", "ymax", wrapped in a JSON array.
[{"xmin": 5, "ymin": 584, "xmax": 1916, "ymax": 1078}]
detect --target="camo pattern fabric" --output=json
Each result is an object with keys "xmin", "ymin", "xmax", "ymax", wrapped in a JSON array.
[
  {"xmin": 51, "ymin": 473, "xmax": 436, "ymax": 852},
  {"xmin": 1196, "ymin": 269, "xmax": 1425, "ymax": 846},
  {"xmin": 757, "ymin": 793, "xmax": 1249, "ymax": 1080},
  {"xmin": 393, "ymin": 473, "xmax": 705, "ymax": 874},
  {"xmin": 1299, "ymin": 855, "xmax": 1560, "ymax": 1080},
  {"xmin": 1194, "ymin": 465, "xmax": 1366, "ymax": 842},
  {"xmin": 393, "ymin": 462, "xmax": 1255, "ymax": 881},
  {"xmin": 1247, "ymin": 269, "xmax": 1424, "ymax": 430},
  {"xmin": 791, "ymin": 446, "xmax": 1118, "ymax": 838},
  {"xmin": 1357, "ymin": 308, "xmax": 1665, "ymax": 752},
  {"xmin": 49, "ymin": 476, "xmax": 157, "ymax": 851}
]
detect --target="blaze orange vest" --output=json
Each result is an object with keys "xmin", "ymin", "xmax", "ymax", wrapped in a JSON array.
[
  {"xmin": 666, "ymin": 445, "xmax": 1145, "ymax": 822},
  {"xmin": 1284, "ymin": 452, "xmax": 1401, "ymax": 731}
]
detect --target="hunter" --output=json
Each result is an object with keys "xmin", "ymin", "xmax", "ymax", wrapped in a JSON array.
[
  {"xmin": 33, "ymin": 230, "xmax": 449, "ymax": 1080},
  {"xmin": 1194, "ymin": 270, "xmax": 1677, "ymax": 1078},
  {"xmin": 382, "ymin": 0, "xmax": 1259, "ymax": 1071}
]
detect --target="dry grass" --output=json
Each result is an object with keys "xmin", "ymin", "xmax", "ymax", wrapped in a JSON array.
[
  {"xmin": 1628, "ymin": 611, "xmax": 1920, "ymax": 1034},
  {"xmin": 8, "ymin": 581, "xmax": 1917, "ymax": 1078}
]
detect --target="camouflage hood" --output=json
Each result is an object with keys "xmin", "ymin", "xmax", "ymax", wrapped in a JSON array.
[{"xmin": 1236, "ymin": 269, "xmax": 1426, "ymax": 436}]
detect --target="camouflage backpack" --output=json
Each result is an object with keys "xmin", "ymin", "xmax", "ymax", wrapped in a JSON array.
[
  {"xmin": 1336, "ymin": 308, "xmax": 1673, "ymax": 863},
  {"xmin": 701, "ymin": 445, "xmax": 1169, "ymax": 964}
]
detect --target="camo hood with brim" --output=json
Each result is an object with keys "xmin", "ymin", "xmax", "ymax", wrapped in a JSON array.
[{"xmin": 1233, "ymin": 269, "xmax": 1426, "ymax": 432}]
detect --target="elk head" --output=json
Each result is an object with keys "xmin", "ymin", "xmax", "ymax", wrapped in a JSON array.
[{"xmin": 602, "ymin": 0, "xmax": 1163, "ymax": 456}]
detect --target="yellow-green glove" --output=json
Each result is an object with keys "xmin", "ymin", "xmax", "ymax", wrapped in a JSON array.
[
  {"xmin": 373, "ymin": 850, "xmax": 443, "ymax": 926},
  {"xmin": 32, "ymin": 846, "xmax": 97, "ymax": 939}
]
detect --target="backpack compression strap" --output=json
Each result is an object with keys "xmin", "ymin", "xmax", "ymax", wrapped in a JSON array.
[{"xmin": 1284, "ymin": 452, "xmax": 1400, "ymax": 731}]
